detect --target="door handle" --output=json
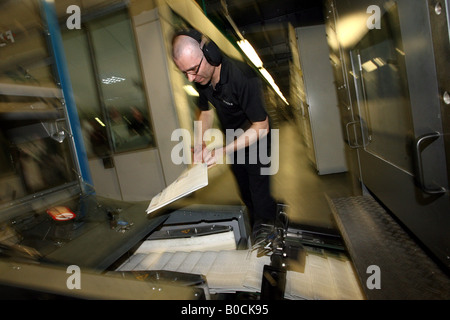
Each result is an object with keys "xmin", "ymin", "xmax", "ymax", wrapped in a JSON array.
[
  {"xmin": 345, "ymin": 121, "xmax": 361, "ymax": 148},
  {"xmin": 413, "ymin": 132, "xmax": 448, "ymax": 195},
  {"xmin": 345, "ymin": 121, "xmax": 369, "ymax": 149}
]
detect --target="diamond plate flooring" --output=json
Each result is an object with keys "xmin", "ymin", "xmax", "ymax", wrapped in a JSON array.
[{"xmin": 329, "ymin": 195, "xmax": 450, "ymax": 299}]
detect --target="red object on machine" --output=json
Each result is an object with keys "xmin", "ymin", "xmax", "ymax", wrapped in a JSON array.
[{"xmin": 46, "ymin": 206, "xmax": 76, "ymax": 221}]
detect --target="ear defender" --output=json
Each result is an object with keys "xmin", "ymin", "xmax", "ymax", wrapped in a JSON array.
[
  {"xmin": 174, "ymin": 28, "xmax": 222, "ymax": 67},
  {"xmin": 201, "ymin": 38, "xmax": 222, "ymax": 67}
]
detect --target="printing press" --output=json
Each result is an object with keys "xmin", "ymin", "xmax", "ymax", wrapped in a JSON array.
[{"xmin": 0, "ymin": 186, "xmax": 353, "ymax": 299}]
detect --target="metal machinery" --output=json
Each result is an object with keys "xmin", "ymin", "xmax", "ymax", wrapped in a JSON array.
[
  {"xmin": 3, "ymin": 0, "xmax": 449, "ymax": 301},
  {"xmin": 324, "ymin": 0, "xmax": 450, "ymax": 299},
  {"xmin": 0, "ymin": 0, "xmax": 204, "ymax": 299},
  {"xmin": 0, "ymin": 0, "xmax": 313, "ymax": 300}
]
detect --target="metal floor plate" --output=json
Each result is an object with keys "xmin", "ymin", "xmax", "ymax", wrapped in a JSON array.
[{"xmin": 328, "ymin": 195, "xmax": 450, "ymax": 300}]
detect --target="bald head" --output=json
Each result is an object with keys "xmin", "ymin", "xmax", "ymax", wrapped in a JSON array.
[
  {"xmin": 172, "ymin": 35, "xmax": 202, "ymax": 62},
  {"xmin": 172, "ymin": 33, "xmax": 219, "ymax": 86}
]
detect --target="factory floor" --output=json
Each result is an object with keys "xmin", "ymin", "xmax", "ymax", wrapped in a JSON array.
[{"xmin": 186, "ymin": 119, "xmax": 360, "ymax": 232}]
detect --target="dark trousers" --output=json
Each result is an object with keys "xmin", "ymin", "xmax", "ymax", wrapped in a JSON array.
[{"xmin": 230, "ymin": 158, "xmax": 277, "ymax": 228}]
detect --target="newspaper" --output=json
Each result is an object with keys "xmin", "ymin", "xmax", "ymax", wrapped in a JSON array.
[
  {"xmin": 146, "ymin": 164, "xmax": 208, "ymax": 214},
  {"xmin": 116, "ymin": 248, "xmax": 364, "ymax": 299}
]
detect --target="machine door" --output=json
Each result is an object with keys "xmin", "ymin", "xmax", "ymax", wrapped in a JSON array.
[{"xmin": 349, "ymin": 1, "xmax": 450, "ymax": 270}]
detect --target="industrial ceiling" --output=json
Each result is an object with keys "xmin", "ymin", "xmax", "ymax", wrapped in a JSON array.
[{"xmin": 194, "ymin": 0, "xmax": 326, "ymax": 104}]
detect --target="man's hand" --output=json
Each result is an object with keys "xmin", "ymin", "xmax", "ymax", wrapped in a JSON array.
[
  {"xmin": 193, "ymin": 142, "xmax": 206, "ymax": 164},
  {"xmin": 202, "ymin": 147, "xmax": 225, "ymax": 167}
]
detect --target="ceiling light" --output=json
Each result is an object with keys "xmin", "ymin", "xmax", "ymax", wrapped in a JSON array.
[
  {"xmin": 237, "ymin": 39, "xmax": 263, "ymax": 69},
  {"xmin": 259, "ymin": 68, "xmax": 289, "ymax": 105},
  {"xmin": 259, "ymin": 68, "xmax": 275, "ymax": 86},
  {"xmin": 101, "ymin": 76, "xmax": 126, "ymax": 85},
  {"xmin": 237, "ymin": 39, "xmax": 289, "ymax": 105},
  {"xmin": 95, "ymin": 117, "xmax": 105, "ymax": 127}
]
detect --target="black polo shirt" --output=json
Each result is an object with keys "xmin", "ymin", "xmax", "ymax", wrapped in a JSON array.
[{"xmin": 195, "ymin": 56, "xmax": 268, "ymax": 132}]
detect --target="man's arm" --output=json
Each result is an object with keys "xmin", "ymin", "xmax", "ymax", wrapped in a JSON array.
[
  {"xmin": 203, "ymin": 116, "xmax": 270, "ymax": 167},
  {"xmin": 227, "ymin": 116, "xmax": 269, "ymax": 153}
]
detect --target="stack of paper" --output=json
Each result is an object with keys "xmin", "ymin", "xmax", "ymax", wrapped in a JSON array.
[
  {"xmin": 116, "ymin": 249, "xmax": 270, "ymax": 294},
  {"xmin": 285, "ymin": 250, "xmax": 364, "ymax": 300},
  {"xmin": 134, "ymin": 230, "xmax": 237, "ymax": 254},
  {"xmin": 116, "ymin": 247, "xmax": 364, "ymax": 299}
]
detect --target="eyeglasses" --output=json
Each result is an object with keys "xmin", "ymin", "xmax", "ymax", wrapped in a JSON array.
[{"xmin": 183, "ymin": 56, "xmax": 204, "ymax": 76}]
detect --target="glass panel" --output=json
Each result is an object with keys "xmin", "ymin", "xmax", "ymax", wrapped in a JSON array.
[
  {"xmin": 355, "ymin": 3, "xmax": 414, "ymax": 173},
  {"xmin": 89, "ymin": 11, "xmax": 155, "ymax": 153},
  {"xmin": 0, "ymin": 0, "xmax": 78, "ymax": 206},
  {"xmin": 62, "ymin": 29, "xmax": 110, "ymax": 158},
  {"xmin": 0, "ymin": 110, "xmax": 76, "ymax": 199},
  {"xmin": 0, "ymin": 0, "xmax": 57, "ymax": 88}
]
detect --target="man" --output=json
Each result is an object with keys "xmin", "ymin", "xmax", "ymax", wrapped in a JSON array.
[{"xmin": 172, "ymin": 29, "xmax": 277, "ymax": 240}]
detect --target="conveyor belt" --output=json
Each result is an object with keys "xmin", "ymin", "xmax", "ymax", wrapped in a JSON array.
[{"xmin": 328, "ymin": 195, "xmax": 450, "ymax": 299}]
